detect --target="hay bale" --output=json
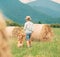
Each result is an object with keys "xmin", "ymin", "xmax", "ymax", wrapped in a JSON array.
[
  {"xmin": 31, "ymin": 24, "xmax": 53, "ymax": 41},
  {"xmin": 5, "ymin": 26, "xmax": 25, "ymax": 47},
  {"xmin": 0, "ymin": 12, "xmax": 6, "ymax": 30},
  {"xmin": 5, "ymin": 26, "xmax": 22, "ymax": 38},
  {"xmin": 0, "ymin": 12, "xmax": 12, "ymax": 57}
]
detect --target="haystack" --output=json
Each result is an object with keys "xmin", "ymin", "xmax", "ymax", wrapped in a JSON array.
[
  {"xmin": 5, "ymin": 26, "xmax": 22, "ymax": 38},
  {"xmin": 31, "ymin": 24, "xmax": 53, "ymax": 41},
  {"xmin": 5, "ymin": 26, "xmax": 25, "ymax": 47},
  {"xmin": 0, "ymin": 12, "xmax": 6, "ymax": 30},
  {"xmin": 0, "ymin": 12, "xmax": 12, "ymax": 57}
]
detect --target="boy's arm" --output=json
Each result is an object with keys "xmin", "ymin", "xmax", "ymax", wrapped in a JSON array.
[{"xmin": 24, "ymin": 23, "xmax": 26, "ymax": 30}]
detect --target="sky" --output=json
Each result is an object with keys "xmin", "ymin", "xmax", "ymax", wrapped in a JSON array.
[
  {"xmin": 51, "ymin": 0, "xmax": 60, "ymax": 4},
  {"xmin": 19, "ymin": 0, "xmax": 60, "ymax": 4},
  {"xmin": 19, "ymin": 0, "xmax": 36, "ymax": 4}
]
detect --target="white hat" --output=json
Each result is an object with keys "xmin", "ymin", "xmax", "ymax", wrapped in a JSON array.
[{"xmin": 25, "ymin": 16, "xmax": 31, "ymax": 21}]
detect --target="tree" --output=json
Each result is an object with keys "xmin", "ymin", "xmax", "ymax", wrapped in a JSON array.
[{"xmin": 38, "ymin": 21, "xmax": 42, "ymax": 24}]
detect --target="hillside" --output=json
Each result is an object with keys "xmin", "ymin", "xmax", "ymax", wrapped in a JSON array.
[
  {"xmin": 0, "ymin": 0, "xmax": 60, "ymax": 24},
  {"xmin": 28, "ymin": 0, "xmax": 60, "ymax": 18}
]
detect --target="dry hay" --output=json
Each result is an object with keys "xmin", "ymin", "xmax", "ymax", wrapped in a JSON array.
[
  {"xmin": 8, "ymin": 24, "xmax": 53, "ymax": 43},
  {"xmin": 0, "ymin": 33, "xmax": 12, "ymax": 57},
  {"xmin": 0, "ymin": 12, "xmax": 12, "ymax": 57},
  {"xmin": 5, "ymin": 26, "xmax": 25, "ymax": 47},
  {"xmin": 31, "ymin": 24, "xmax": 53, "ymax": 41},
  {"xmin": 5, "ymin": 26, "xmax": 23, "ymax": 38},
  {"xmin": 15, "ymin": 24, "xmax": 53, "ymax": 44},
  {"xmin": 0, "ymin": 12, "xmax": 6, "ymax": 30}
]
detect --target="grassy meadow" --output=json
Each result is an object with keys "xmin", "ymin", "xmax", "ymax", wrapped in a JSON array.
[{"xmin": 9, "ymin": 28, "xmax": 60, "ymax": 57}]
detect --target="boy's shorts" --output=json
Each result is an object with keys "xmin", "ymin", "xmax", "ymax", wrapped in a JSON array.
[{"xmin": 26, "ymin": 33, "xmax": 31, "ymax": 41}]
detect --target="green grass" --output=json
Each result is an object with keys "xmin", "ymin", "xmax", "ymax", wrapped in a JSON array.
[{"xmin": 9, "ymin": 28, "xmax": 60, "ymax": 57}]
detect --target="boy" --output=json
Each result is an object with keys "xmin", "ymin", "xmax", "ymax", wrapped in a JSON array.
[{"xmin": 24, "ymin": 16, "xmax": 34, "ymax": 48}]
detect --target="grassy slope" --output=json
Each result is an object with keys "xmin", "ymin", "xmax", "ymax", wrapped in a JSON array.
[{"xmin": 9, "ymin": 28, "xmax": 60, "ymax": 57}]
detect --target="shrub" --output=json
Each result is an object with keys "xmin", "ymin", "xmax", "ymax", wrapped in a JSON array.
[
  {"xmin": 50, "ymin": 24, "xmax": 60, "ymax": 28},
  {"xmin": 5, "ymin": 19, "xmax": 21, "ymax": 27}
]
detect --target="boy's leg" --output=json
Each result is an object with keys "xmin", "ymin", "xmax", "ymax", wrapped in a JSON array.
[
  {"xmin": 26, "ymin": 33, "xmax": 31, "ymax": 47},
  {"xmin": 26, "ymin": 40, "xmax": 30, "ymax": 47},
  {"xmin": 29, "ymin": 39, "xmax": 31, "ymax": 46},
  {"xmin": 29, "ymin": 33, "xmax": 32, "ymax": 46}
]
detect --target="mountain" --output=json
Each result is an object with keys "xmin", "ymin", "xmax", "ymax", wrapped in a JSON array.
[
  {"xmin": 0, "ymin": 0, "xmax": 60, "ymax": 24},
  {"xmin": 28, "ymin": 0, "xmax": 60, "ymax": 18}
]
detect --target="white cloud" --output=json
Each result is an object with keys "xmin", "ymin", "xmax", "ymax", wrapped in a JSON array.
[
  {"xmin": 19, "ymin": 0, "xmax": 36, "ymax": 4},
  {"xmin": 51, "ymin": 0, "xmax": 60, "ymax": 4}
]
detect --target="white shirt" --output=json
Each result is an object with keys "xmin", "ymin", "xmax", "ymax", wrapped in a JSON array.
[{"xmin": 24, "ymin": 21, "xmax": 34, "ymax": 33}]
